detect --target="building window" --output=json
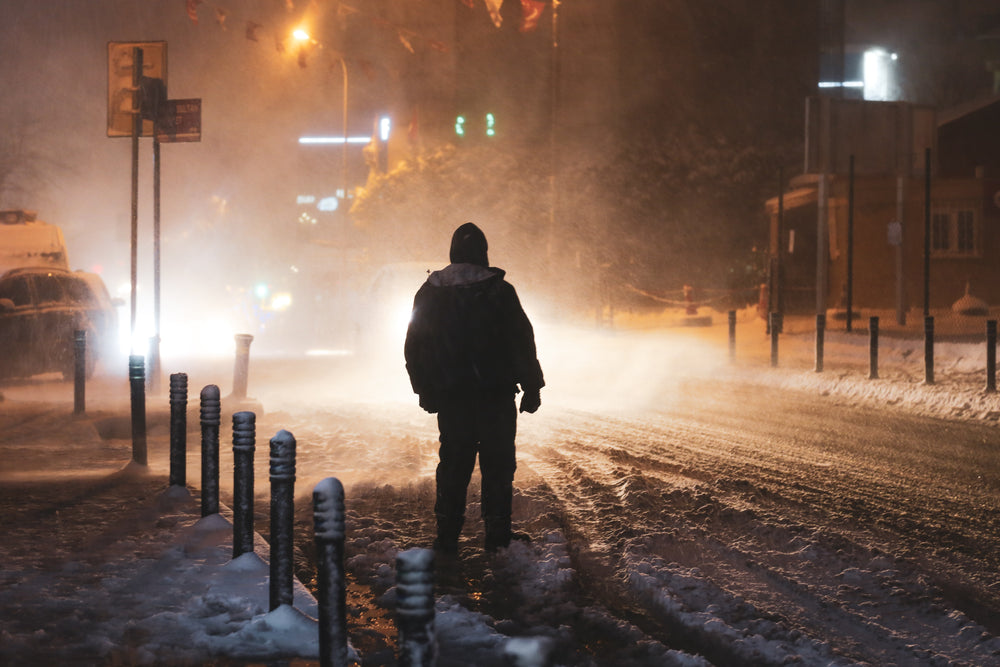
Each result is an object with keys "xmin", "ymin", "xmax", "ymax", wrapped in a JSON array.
[{"xmin": 931, "ymin": 204, "xmax": 979, "ymax": 257}]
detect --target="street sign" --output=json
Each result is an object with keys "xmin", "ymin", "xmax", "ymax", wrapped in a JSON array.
[
  {"xmin": 107, "ymin": 41, "xmax": 167, "ymax": 137},
  {"xmin": 157, "ymin": 99, "xmax": 202, "ymax": 143}
]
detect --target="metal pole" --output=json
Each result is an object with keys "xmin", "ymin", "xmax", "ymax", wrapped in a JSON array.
[
  {"xmin": 769, "ymin": 312, "xmax": 780, "ymax": 368},
  {"xmin": 728, "ymin": 310, "xmax": 736, "ymax": 362},
  {"xmin": 923, "ymin": 147, "xmax": 931, "ymax": 317},
  {"xmin": 846, "ymin": 155, "xmax": 855, "ymax": 332},
  {"xmin": 169, "ymin": 372, "xmax": 188, "ymax": 487},
  {"xmin": 314, "ymin": 477, "xmax": 349, "ymax": 667},
  {"xmin": 868, "ymin": 316, "xmax": 879, "ymax": 380},
  {"xmin": 150, "ymin": 135, "xmax": 162, "ymax": 394},
  {"xmin": 200, "ymin": 384, "xmax": 221, "ymax": 517},
  {"xmin": 815, "ymin": 313, "xmax": 825, "ymax": 373},
  {"xmin": 339, "ymin": 58, "xmax": 348, "ymax": 200},
  {"xmin": 129, "ymin": 47, "xmax": 143, "ymax": 351},
  {"xmin": 270, "ymin": 429, "xmax": 297, "ymax": 611},
  {"xmin": 987, "ymin": 320, "xmax": 997, "ymax": 393},
  {"xmin": 129, "ymin": 354, "xmax": 147, "ymax": 465},
  {"xmin": 396, "ymin": 548, "xmax": 436, "ymax": 667},
  {"xmin": 232, "ymin": 411, "xmax": 256, "ymax": 559},
  {"xmin": 924, "ymin": 316, "xmax": 935, "ymax": 385},
  {"xmin": 73, "ymin": 330, "xmax": 86, "ymax": 415},
  {"xmin": 777, "ymin": 166, "xmax": 784, "ymax": 316}
]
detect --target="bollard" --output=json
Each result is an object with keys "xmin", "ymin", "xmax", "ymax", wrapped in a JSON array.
[
  {"xmin": 200, "ymin": 384, "xmax": 221, "ymax": 517},
  {"xmin": 232, "ymin": 411, "xmax": 256, "ymax": 559},
  {"xmin": 73, "ymin": 330, "xmax": 86, "ymax": 415},
  {"xmin": 814, "ymin": 313, "xmax": 826, "ymax": 373},
  {"xmin": 232, "ymin": 334, "xmax": 255, "ymax": 400},
  {"xmin": 869, "ymin": 317, "xmax": 879, "ymax": 380},
  {"xmin": 396, "ymin": 548, "xmax": 436, "ymax": 667},
  {"xmin": 987, "ymin": 320, "xmax": 997, "ymax": 393},
  {"xmin": 129, "ymin": 355, "xmax": 147, "ymax": 466},
  {"xmin": 769, "ymin": 312, "xmax": 781, "ymax": 367},
  {"xmin": 270, "ymin": 429, "xmax": 297, "ymax": 611},
  {"xmin": 924, "ymin": 316, "xmax": 935, "ymax": 385},
  {"xmin": 314, "ymin": 477, "xmax": 349, "ymax": 667},
  {"xmin": 728, "ymin": 310, "xmax": 736, "ymax": 362},
  {"xmin": 169, "ymin": 373, "xmax": 188, "ymax": 487}
]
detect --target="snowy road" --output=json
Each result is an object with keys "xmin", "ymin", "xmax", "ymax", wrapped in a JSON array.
[{"xmin": 227, "ymin": 332, "xmax": 1000, "ymax": 667}]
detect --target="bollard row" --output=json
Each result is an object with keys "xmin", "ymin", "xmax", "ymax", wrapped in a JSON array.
[{"xmin": 734, "ymin": 312, "xmax": 999, "ymax": 392}]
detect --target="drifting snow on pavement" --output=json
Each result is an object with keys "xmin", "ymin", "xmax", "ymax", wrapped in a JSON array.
[{"xmin": 1, "ymin": 313, "xmax": 1000, "ymax": 665}]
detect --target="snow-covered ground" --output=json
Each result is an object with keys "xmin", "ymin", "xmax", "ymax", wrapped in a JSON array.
[{"xmin": 1, "ymin": 308, "xmax": 999, "ymax": 666}]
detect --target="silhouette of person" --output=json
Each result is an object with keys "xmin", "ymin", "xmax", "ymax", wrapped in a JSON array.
[{"xmin": 404, "ymin": 222, "xmax": 544, "ymax": 553}]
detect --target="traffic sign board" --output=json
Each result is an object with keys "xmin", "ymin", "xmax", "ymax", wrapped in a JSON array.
[
  {"xmin": 157, "ymin": 99, "xmax": 202, "ymax": 143},
  {"xmin": 107, "ymin": 41, "xmax": 167, "ymax": 137}
]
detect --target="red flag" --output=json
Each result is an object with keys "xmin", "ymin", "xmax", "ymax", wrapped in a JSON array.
[
  {"xmin": 186, "ymin": 0, "xmax": 202, "ymax": 25},
  {"xmin": 397, "ymin": 30, "xmax": 415, "ymax": 54},
  {"xmin": 215, "ymin": 8, "xmax": 228, "ymax": 29},
  {"xmin": 429, "ymin": 40, "xmax": 449, "ymax": 54},
  {"xmin": 484, "ymin": 0, "xmax": 503, "ymax": 28},
  {"xmin": 246, "ymin": 21, "xmax": 261, "ymax": 42},
  {"xmin": 519, "ymin": 0, "xmax": 545, "ymax": 32}
]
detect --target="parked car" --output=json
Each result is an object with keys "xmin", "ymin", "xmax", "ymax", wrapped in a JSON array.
[{"xmin": 0, "ymin": 267, "xmax": 120, "ymax": 380}]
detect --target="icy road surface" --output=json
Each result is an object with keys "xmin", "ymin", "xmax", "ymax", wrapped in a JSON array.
[{"xmin": 217, "ymin": 322, "xmax": 1000, "ymax": 667}]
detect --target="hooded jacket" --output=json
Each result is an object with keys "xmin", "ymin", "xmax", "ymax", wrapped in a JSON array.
[{"xmin": 404, "ymin": 260, "xmax": 544, "ymax": 400}]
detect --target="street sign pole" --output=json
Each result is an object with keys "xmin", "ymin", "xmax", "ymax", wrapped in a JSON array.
[
  {"xmin": 130, "ymin": 46, "xmax": 142, "ymax": 352},
  {"xmin": 151, "ymin": 133, "xmax": 162, "ymax": 394}
]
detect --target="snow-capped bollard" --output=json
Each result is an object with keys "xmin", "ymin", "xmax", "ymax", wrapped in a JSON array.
[
  {"xmin": 986, "ymin": 320, "xmax": 997, "ymax": 393},
  {"xmin": 232, "ymin": 411, "xmax": 256, "ymax": 559},
  {"xmin": 396, "ymin": 548, "xmax": 436, "ymax": 667},
  {"xmin": 129, "ymin": 354, "xmax": 147, "ymax": 466},
  {"xmin": 73, "ymin": 330, "xmax": 86, "ymax": 415},
  {"xmin": 728, "ymin": 310, "xmax": 736, "ymax": 362},
  {"xmin": 169, "ymin": 373, "xmax": 188, "ymax": 487},
  {"xmin": 269, "ymin": 429, "xmax": 296, "ymax": 611},
  {"xmin": 924, "ymin": 316, "xmax": 935, "ymax": 385},
  {"xmin": 814, "ymin": 313, "xmax": 825, "ymax": 373},
  {"xmin": 314, "ymin": 477, "xmax": 349, "ymax": 667},
  {"xmin": 200, "ymin": 384, "xmax": 221, "ymax": 517},
  {"xmin": 868, "ymin": 317, "xmax": 879, "ymax": 380},
  {"xmin": 769, "ymin": 312, "xmax": 781, "ymax": 367},
  {"xmin": 232, "ymin": 334, "xmax": 254, "ymax": 400}
]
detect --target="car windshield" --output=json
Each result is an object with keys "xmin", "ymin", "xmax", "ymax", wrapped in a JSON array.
[
  {"xmin": 57, "ymin": 275, "xmax": 97, "ymax": 306},
  {"xmin": 34, "ymin": 274, "xmax": 66, "ymax": 304},
  {"xmin": 0, "ymin": 276, "xmax": 32, "ymax": 306}
]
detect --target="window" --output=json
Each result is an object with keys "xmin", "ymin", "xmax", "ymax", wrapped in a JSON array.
[
  {"xmin": 0, "ymin": 276, "xmax": 33, "ymax": 306},
  {"xmin": 931, "ymin": 204, "xmax": 979, "ymax": 257}
]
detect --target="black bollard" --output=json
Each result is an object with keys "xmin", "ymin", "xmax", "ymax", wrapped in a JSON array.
[
  {"xmin": 270, "ymin": 429, "xmax": 297, "ymax": 611},
  {"xmin": 868, "ymin": 317, "xmax": 879, "ymax": 380},
  {"xmin": 232, "ymin": 411, "xmax": 256, "ymax": 559},
  {"xmin": 129, "ymin": 355, "xmax": 147, "ymax": 466},
  {"xmin": 814, "ymin": 313, "xmax": 826, "ymax": 373},
  {"xmin": 728, "ymin": 310, "xmax": 736, "ymax": 362},
  {"xmin": 314, "ymin": 477, "xmax": 349, "ymax": 667},
  {"xmin": 73, "ymin": 330, "xmax": 86, "ymax": 415},
  {"xmin": 987, "ymin": 320, "xmax": 997, "ymax": 393},
  {"xmin": 924, "ymin": 316, "xmax": 935, "ymax": 385},
  {"xmin": 200, "ymin": 384, "xmax": 221, "ymax": 517},
  {"xmin": 769, "ymin": 312, "xmax": 781, "ymax": 368},
  {"xmin": 396, "ymin": 548, "xmax": 436, "ymax": 667},
  {"xmin": 169, "ymin": 373, "xmax": 188, "ymax": 487}
]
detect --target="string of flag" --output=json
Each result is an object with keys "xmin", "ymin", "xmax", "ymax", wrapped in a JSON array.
[{"xmin": 183, "ymin": 0, "xmax": 549, "ymax": 64}]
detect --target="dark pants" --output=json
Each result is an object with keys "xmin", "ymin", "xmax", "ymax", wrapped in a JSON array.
[{"xmin": 434, "ymin": 393, "xmax": 517, "ymax": 548}]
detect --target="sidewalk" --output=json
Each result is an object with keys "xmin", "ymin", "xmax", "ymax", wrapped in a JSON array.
[{"xmin": 0, "ymin": 400, "xmax": 324, "ymax": 666}]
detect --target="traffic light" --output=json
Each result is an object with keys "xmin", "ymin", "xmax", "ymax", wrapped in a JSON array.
[
  {"xmin": 485, "ymin": 112, "xmax": 495, "ymax": 137},
  {"xmin": 455, "ymin": 115, "xmax": 466, "ymax": 136},
  {"xmin": 454, "ymin": 113, "xmax": 496, "ymax": 138}
]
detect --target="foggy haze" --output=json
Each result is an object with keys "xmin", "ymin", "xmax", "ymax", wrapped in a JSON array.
[{"xmin": 0, "ymin": 1, "xmax": 995, "ymax": 362}]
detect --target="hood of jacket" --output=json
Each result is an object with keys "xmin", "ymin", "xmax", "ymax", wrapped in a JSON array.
[{"xmin": 427, "ymin": 262, "xmax": 505, "ymax": 288}]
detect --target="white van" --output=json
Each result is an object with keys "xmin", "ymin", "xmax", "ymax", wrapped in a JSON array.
[{"xmin": 0, "ymin": 209, "xmax": 70, "ymax": 274}]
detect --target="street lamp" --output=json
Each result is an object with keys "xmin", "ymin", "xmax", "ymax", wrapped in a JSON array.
[{"xmin": 292, "ymin": 28, "xmax": 348, "ymax": 201}]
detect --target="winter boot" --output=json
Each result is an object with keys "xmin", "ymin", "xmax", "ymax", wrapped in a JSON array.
[
  {"xmin": 484, "ymin": 515, "xmax": 512, "ymax": 552},
  {"xmin": 434, "ymin": 512, "xmax": 463, "ymax": 556}
]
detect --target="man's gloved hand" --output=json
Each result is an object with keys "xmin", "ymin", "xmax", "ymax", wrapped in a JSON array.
[
  {"xmin": 519, "ymin": 387, "xmax": 541, "ymax": 414},
  {"xmin": 419, "ymin": 393, "xmax": 440, "ymax": 414}
]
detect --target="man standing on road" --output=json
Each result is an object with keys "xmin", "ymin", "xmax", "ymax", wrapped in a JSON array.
[{"xmin": 404, "ymin": 222, "xmax": 544, "ymax": 554}]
